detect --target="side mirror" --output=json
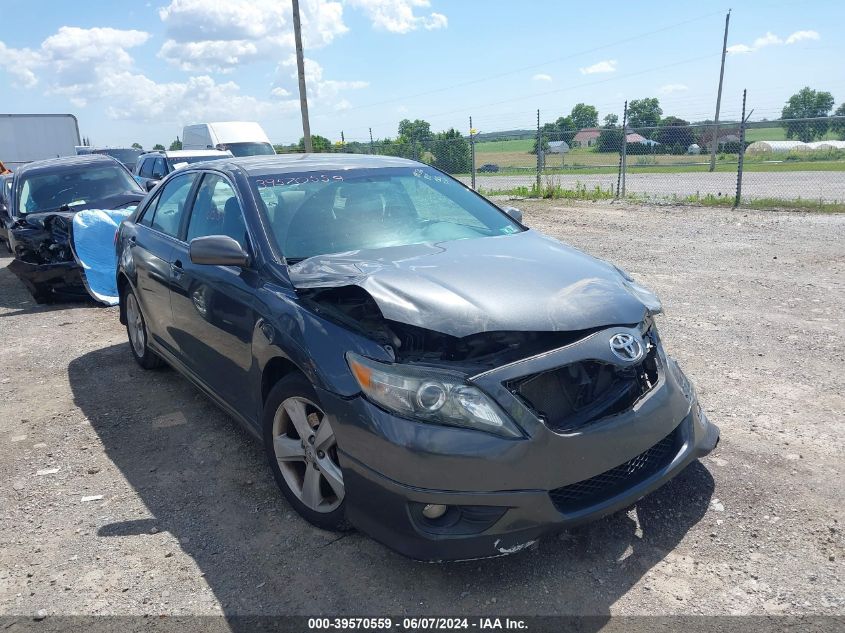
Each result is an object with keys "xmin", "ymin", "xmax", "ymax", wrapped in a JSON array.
[
  {"xmin": 145, "ymin": 179, "xmax": 158, "ymax": 192},
  {"xmin": 0, "ymin": 203, "xmax": 8, "ymax": 219},
  {"xmin": 189, "ymin": 235, "xmax": 249, "ymax": 268},
  {"xmin": 503, "ymin": 206, "xmax": 523, "ymax": 223}
]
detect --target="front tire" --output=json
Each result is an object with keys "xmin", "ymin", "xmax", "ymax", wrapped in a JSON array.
[
  {"xmin": 263, "ymin": 373, "xmax": 350, "ymax": 531},
  {"xmin": 123, "ymin": 286, "xmax": 163, "ymax": 369}
]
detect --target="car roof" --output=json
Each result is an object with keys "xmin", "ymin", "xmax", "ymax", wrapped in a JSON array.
[
  {"xmin": 143, "ymin": 150, "xmax": 232, "ymax": 158},
  {"xmin": 206, "ymin": 153, "xmax": 420, "ymax": 177},
  {"xmin": 15, "ymin": 154, "xmax": 123, "ymax": 176}
]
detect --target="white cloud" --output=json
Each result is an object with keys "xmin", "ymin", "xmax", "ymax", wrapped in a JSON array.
[
  {"xmin": 277, "ymin": 54, "xmax": 368, "ymax": 102},
  {"xmin": 0, "ymin": 27, "xmax": 151, "ymax": 106},
  {"xmin": 753, "ymin": 32, "xmax": 782, "ymax": 49},
  {"xmin": 579, "ymin": 60, "xmax": 617, "ymax": 75},
  {"xmin": 346, "ymin": 0, "xmax": 447, "ymax": 34},
  {"xmin": 157, "ymin": 0, "xmax": 348, "ymax": 72},
  {"xmin": 728, "ymin": 29, "xmax": 820, "ymax": 54},
  {"xmin": 658, "ymin": 83, "xmax": 689, "ymax": 95},
  {"xmin": 1, "ymin": 24, "xmax": 371, "ymax": 122},
  {"xmin": 786, "ymin": 30, "xmax": 820, "ymax": 44},
  {"xmin": 532, "ymin": 73, "xmax": 552, "ymax": 82},
  {"xmin": 726, "ymin": 43, "xmax": 754, "ymax": 55}
]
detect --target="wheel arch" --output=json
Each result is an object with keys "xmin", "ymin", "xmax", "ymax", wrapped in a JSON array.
[{"xmin": 116, "ymin": 272, "xmax": 131, "ymax": 325}]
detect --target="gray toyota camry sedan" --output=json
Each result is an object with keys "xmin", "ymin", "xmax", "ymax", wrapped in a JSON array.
[{"xmin": 115, "ymin": 154, "xmax": 719, "ymax": 561}]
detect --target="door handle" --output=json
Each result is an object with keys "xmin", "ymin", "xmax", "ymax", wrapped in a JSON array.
[{"xmin": 171, "ymin": 259, "xmax": 184, "ymax": 278}]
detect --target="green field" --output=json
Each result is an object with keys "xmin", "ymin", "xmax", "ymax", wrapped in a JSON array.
[{"xmin": 471, "ymin": 131, "xmax": 845, "ymax": 174}]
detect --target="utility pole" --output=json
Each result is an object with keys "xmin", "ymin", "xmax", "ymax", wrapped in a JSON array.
[
  {"xmin": 369, "ymin": 127, "xmax": 374, "ymax": 154},
  {"xmin": 292, "ymin": 0, "xmax": 312, "ymax": 153},
  {"xmin": 709, "ymin": 9, "xmax": 731, "ymax": 172}
]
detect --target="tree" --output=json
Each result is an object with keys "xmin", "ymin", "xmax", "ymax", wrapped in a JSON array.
[
  {"xmin": 655, "ymin": 116, "xmax": 694, "ymax": 151},
  {"xmin": 603, "ymin": 114, "xmax": 619, "ymax": 128},
  {"xmin": 570, "ymin": 103, "xmax": 599, "ymax": 130},
  {"xmin": 152, "ymin": 143, "xmax": 166, "ymax": 151},
  {"xmin": 431, "ymin": 128, "xmax": 470, "ymax": 174},
  {"xmin": 627, "ymin": 98, "xmax": 663, "ymax": 130},
  {"xmin": 781, "ymin": 87, "xmax": 835, "ymax": 141},
  {"xmin": 397, "ymin": 119, "xmax": 433, "ymax": 145},
  {"xmin": 169, "ymin": 136, "xmax": 182, "ymax": 151},
  {"xmin": 832, "ymin": 103, "xmax": 845, "ymax": 140},
  {"xmin": 298, "ymin": 135, "xmax": 331, "ymax": 152},
  {"xmin": 532, "ymin": 135, "xmax": 550, "ymax": 155},
  {"xmin": 596, "ymin": 128, "xmax": 623, "ymax": 152},
  {"xmin": 131, "ymin": 142, "xmax": 143, "ymax": 150}
]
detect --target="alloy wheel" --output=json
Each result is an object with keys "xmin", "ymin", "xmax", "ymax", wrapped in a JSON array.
[
  {"xmin": 272, "ymin": 396, "xmax": 345, "ymax": 513},
  {"xmin": 125, "ymin": 292, "xmax": 146, "ymax": 358}
]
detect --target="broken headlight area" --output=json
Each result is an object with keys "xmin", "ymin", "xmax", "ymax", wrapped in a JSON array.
[
  {"xmin": 347, "ymin": 352, "xmax": 522, "ymax": 438},
  {"xmin": 8, "ymin": 213, "xmax": 87, "ymax": 302}
]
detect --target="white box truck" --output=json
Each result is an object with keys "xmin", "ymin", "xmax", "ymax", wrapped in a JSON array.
[
  {"xmin": 0, "ymin": 114, "xmax": 81, "ymax": 169},
  {"xmin": 182, "ymin": 121, "xmax": 276, "ymax": 157}
]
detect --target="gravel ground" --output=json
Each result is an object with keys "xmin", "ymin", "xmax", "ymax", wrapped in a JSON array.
[
  {"xmin": 466, "ymin": 170, "xmax": 845, "ymax": 202},
  {"xmin": 0, "ymin": 200, "xmax": 842, "ymax": 619}
]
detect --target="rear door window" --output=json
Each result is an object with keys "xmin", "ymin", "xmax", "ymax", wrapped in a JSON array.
[{"xmin": 139, "ymin": 158, "xmax": 154, "ymax": 179}]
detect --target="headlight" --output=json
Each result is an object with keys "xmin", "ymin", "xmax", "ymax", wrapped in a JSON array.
[
  {"xmin": 346, "ymin": 353, "xmax": 522, "ymax": 438},
  {"xmin": 613, "ymin": 264, "xmax": 663, "ymax": 315}
]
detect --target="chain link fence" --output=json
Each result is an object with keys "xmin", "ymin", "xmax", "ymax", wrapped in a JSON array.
[{"xmin": 276, "ymin": 113, "xmax": 845, "ymax": 210}]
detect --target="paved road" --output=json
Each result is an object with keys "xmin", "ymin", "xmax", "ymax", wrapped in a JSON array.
[{"xmin": 463, "ymin": 170, "xmax": 845, "ymax": 202}]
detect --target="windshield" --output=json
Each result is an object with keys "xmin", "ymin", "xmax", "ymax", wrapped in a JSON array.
[
  {"xmin": 18, "ymin": 164, "xmax": 142, "ymax": 214},
  {"xmin": 220, "ymin": 142, "xmax": 275, "ymax": 157},
  {"xmin": 93, "ymin": 149, "xmax": 143, "ymax": 165},
  {"xmin": 166, "ymin": 154, "xmax": 230, "ymax": 169},
  {"xmin": 251, "ymin": 166, "xmax": 523, "ymax": 262}
]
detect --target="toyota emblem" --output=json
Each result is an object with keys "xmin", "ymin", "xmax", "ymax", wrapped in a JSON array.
[{"xmin": 609, "ymin": 333, "xmax": 643, "ymax": 362}]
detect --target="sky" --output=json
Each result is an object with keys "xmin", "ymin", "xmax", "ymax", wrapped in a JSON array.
[{"xmin": 2, "ymin": 0, "xmax": 843, "ymax": 148}]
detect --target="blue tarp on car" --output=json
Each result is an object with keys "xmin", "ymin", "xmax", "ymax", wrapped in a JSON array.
[{"xmin": 71, "ymin": 208, "xmax": 135, "ymax": 305}]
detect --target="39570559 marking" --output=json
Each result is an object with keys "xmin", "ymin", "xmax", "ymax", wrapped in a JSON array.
[{"xmin": 307, "ymin": 618, "xmax": 394, "ymax": 629}]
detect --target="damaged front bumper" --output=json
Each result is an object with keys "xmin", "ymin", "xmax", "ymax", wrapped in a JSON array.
[
  {"xmin": 321, "ymin": 326, "xmax": 720, "ymax": 562},
  {"xmin": 7, "ymin": 211, "xmax": 88, "ymax": 303},
  {"xmin": 7, "ymin": 258, "xmax": 87, "ymax": 302}
]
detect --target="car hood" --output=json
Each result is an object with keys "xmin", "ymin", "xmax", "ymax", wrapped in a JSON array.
[
  {"xmin": 288, "ymin": 230, "xmax": 649, "ymax": 338},
  {"xmin": 19, "ymin": 192, "xmax": 144, "ymax": 227}
]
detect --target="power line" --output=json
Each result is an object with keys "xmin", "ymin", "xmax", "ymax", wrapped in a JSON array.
[{"xmin": 336, "ymin": 9, "xmax": 726, "ymax": 114}]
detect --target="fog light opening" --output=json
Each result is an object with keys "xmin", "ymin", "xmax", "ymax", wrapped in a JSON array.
[{"xmin": 422, "ymin": 503, "xmax": 448, "ymax": 520}]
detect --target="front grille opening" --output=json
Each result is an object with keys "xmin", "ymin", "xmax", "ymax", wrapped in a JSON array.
[
  {"xmin": 549, "ymin": 426, "xmax": 680, "ymax": 514},
  {"xmin": 509, "ymin": 338, "xmax": 659, "ymax": 433}
]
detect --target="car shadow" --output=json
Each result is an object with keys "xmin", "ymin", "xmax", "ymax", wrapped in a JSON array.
[{"xmin": 68, "ymin": 343, "xmax": 714, "ymax": 627}]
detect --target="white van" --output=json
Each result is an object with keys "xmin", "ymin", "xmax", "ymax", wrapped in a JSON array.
[{"xmin": 181, "ymin": 121, "xmax": 276, "ymax": 157}]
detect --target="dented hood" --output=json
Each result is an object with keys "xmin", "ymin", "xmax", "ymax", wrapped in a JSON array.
[{"xmin": 289, "ymin": 230, "xmax": 649, "ymax": 338}]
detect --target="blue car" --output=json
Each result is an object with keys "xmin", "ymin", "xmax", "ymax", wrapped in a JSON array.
[{"xmin": 115, "ymin": 154, "xmax": 719, "ymax": 561}]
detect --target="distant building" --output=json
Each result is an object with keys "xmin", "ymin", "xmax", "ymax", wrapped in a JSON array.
[
  {"xmin": 625, "ymin": 132, "xmax": 651, "ymax": 144},
  {"xmin": 572, "ymin": 128, "xmax": 600, "ymax": 147},
  {"xmin": 547, "ymin": 140, "xmax": 570, "ymax": 154}
]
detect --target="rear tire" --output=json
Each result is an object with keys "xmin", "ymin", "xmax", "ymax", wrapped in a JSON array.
[
  {"xmin": 263, "ymin": 373, "xmax": 350, "ymax": 532},
  {"xmin": 123, "ymin": 286, "xmax": 164, "ymax": 370}
]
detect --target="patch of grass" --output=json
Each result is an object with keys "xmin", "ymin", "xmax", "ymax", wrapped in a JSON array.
[
  {"xmin": 680, "ymin": 192, "xmax": 845, "ymax": 213},
  {"xmin": 482, "ymin": 179, "xmax": 616, "ymax": 201}
]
